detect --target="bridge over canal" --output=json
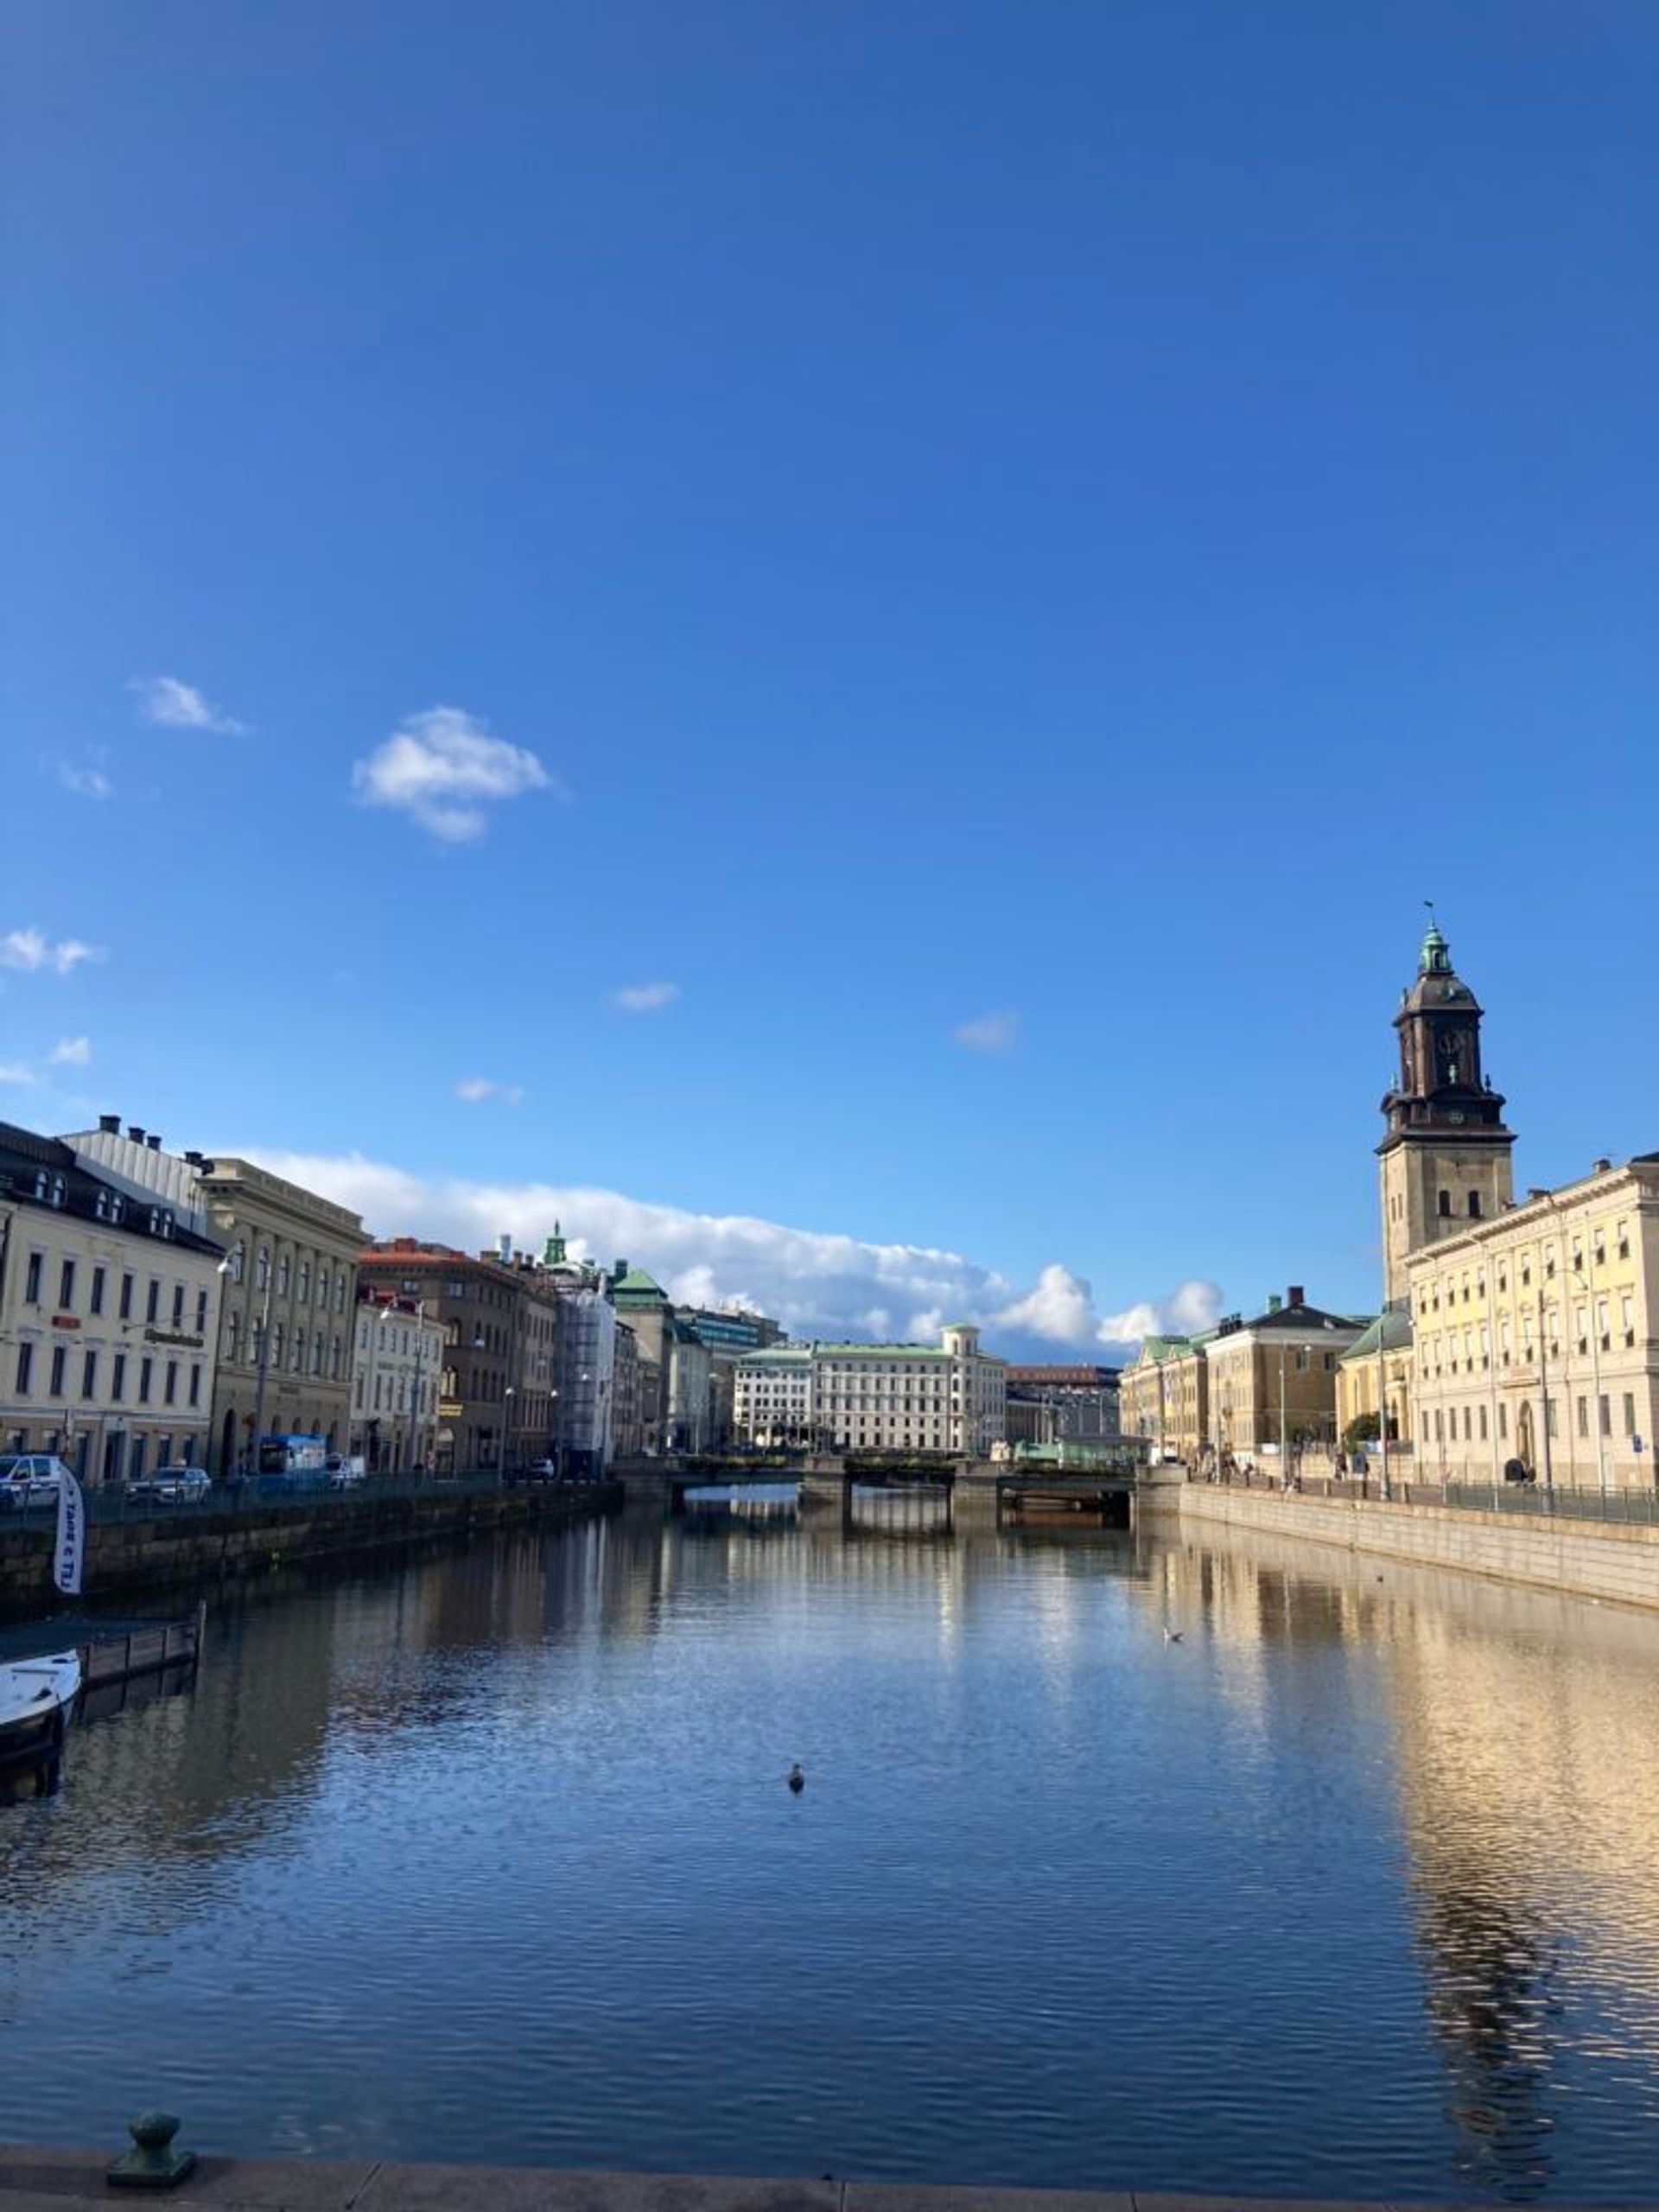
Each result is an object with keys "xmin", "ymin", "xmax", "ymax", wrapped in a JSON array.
[{"xmin": 617, "ymin": 1451, "xmax": 1147, "ymax": 1529}]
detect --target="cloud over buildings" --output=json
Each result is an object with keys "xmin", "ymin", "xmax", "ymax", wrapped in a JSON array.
[{"xmin": 234, "ymin": 1146, "xmax": 1210, "ymax": 1357}]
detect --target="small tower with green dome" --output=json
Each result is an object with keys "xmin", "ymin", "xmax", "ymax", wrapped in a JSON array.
[{"xmin": 1377, "ymin": 915, "xmax": 1515, "ymax": 1300}]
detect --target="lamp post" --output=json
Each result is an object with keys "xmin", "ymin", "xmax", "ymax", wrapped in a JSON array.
[
  {"xmin": 1377, "ymin": 1316, "xmax": 1392, "ymax": 1502},
  {"xmin": 219, "ymin": 1246, "xmax": 272, "ymax": 1478},
  {"xmin": 1573, "ymin": 1251, "xmax": 1607, "ymax": 1499},
  {"xmin": 1537, "ymin": 1287, "xmax": 1554, "ymax": 1493},
  {"xmin": 1279, "ymin": 1342, "xmax": 1311, "ymax": 1491},
  {"xmin": 251, "ymin": 1269, "xmax": 273, "ymax": 1478}
]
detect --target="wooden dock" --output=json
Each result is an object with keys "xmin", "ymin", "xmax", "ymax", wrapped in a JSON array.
[{"xmin": 79, "ymin": 1604, "xmax": 206, "ymax": 1691}]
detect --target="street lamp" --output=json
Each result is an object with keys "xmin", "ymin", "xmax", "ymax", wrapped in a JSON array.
[
  {"xmin": 1572, "ymin": 1248, "xmax": 1608, "ymax": 1500},
  {"xmin": 218, "ymin": 1248, "xmax": 270, "ymax": 1478},
  {"xmin": 1279, "ymin": 1342, "xmax": 1313, "ymax": 1491}
]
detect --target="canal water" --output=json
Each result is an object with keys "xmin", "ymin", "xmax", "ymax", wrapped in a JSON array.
[{"xmin": 3, "ymin": 1497, "xmax": 1659, "ymax": 2202}]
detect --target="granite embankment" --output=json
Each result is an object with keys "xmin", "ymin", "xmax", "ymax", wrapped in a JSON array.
[
  {"xmin": 0, "ymin": 1481, "xmax": 619, "ymax": 1617},
  {"xmin": 1145, "ymin": 1472, "xmax": 1659, "ymax": 1610},
  {"xmin": 0, "ymin": 2145, "xmax": 1501, "ymax": 2212}
]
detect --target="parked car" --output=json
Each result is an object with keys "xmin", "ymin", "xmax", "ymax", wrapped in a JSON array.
[
  {"xmin": 0, "ymin": 1454, "xmax": 73, "ymax": 1510},
  {"xmin": 127, "ymin": 1465, "xmax": 212, "ymax": 1505}
]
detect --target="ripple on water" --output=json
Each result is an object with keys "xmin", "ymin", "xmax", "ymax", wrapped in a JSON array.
[{"xmin": 4, "ymin": 1518, "xmax": 1659, "ymax": 2199}]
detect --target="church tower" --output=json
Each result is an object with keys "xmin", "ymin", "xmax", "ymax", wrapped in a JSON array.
[{"xmin": 1378, "ymin": 918, "xmax": 1515, "ymax": 1301}]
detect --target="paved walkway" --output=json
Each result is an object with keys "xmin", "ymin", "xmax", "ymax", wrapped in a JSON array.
[{"xmin": 0, "ymin": 2147, "xmax": 1521, "ymax": 2212}]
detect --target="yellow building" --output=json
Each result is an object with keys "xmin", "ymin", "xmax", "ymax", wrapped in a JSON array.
[
  {"xmin": 1334, "ymin": 1307, "xmax": 1414, "ymax": 1455},
  {"xmin": 1204, "ymin": 1288, "xmax": 1367, "ymax": 1463},
  {"xmin": 1119, "ymin": 1333, "xmax": 1209, "ymax": 1464},
  {"xmin": 1, "ymin": 1118, "xmax": 226, "ymax": 1483},
  {"xmin": 1406, "ymin": 1159, "xmax": 1659, "ymax": 1489},
  {"xmin": 1341, "ymin": 920, "xmax": 1659, "ymax": 1491}
]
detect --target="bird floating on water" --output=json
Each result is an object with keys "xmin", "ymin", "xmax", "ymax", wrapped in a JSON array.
[
  {"xmin": 787, "ymin": 1763, "xmax": 806, "ymax": 1794},
  {"xmin": 1163, "ymin": 1628, "xmax": 1184, "ymax": 1645}
]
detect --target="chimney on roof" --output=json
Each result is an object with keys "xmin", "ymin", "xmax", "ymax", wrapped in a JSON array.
[
  {"xmin": 183, "ymin": 1151, "xmax": 203, "ymax": 1167},
  {"xmin": 128, "ymin": 1126, "xmax": 145, "ymax": 1145},
  {"xmin": 1287, "ymin": 1285, "xmax": 1305, "ymax": 1307},
  {"xmin": 1527, "ymin": 1186, "xmax": 1549, "ymax": 1203},
  {"xmin": 99, "ymin": 1114, "xmax": 119, "ymax": 1135},
  {"xmin": 1267, "ymin": 1294, "xmax": 1282, "ymax": 1314},
  {"xmin": 1593, "ymin": 1157, "xmax": 1612, "ymax": 1174},
  {"xmin": 146, "ymin": 1134, "xmax": 162, "ymax": 1151}
]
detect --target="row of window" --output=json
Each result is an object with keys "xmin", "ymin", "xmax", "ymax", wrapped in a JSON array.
[
  {"xmin": 1421, "ymin": 1224, "xmax": 1635, "ymax": 1313},
  {"xmin": 226, "ymin": 1243, "xmax": 353, "ymax": 1312},
  {"xmin": 14, "ymin": 1342, "xmax": 202, "ymax": 1408},
  {"xmin": 21, "ymin": 1252, "xmax": 210, "ymax": 1332},
  {"xmin": 1427, "ymin": 1393, "xmax": 1642, "ymax": 1445},
  {"xmin": 29, "ymin": 1170, "xmax": 175, "ymax": 1241},
  {"xmin": 353, "ymin": 1372, "xmax": 429, "ymax": 1414}
]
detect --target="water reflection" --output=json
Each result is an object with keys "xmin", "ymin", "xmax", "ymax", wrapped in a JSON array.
[{"xmin": 2, "ymin": 1502, "xmax": 1658, "ymax": 2197}]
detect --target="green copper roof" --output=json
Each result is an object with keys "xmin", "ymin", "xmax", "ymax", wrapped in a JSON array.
[
  {"xmin": 1341, "ymin": 1307, "xmax": 1410, "ymax": 1360},
  {"xmin": 612, "ymin": 1267, "xmax": 666, "ymax": 1299},
  {"xmin": 1420, "ymin": 914, "xmax": 1452, "ymax": 975}
]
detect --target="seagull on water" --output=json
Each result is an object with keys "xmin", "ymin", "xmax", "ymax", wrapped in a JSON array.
[
  {"xmin": 787, "ymin": 1762, "xmax": 806, "ymax": 1794},
  {"xmin": 1163, "ymin": 1627, "xmax": 1184, "ymax": 1645}
]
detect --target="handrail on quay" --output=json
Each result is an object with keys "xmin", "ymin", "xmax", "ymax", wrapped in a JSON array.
[
  {"xmin": 0, "ymin": 1467, "xmax": 602, "ymax": 1535},
  {"xmin": 1196, "ymin": 1465, "xmax": 1659, "ymax": 1525}
]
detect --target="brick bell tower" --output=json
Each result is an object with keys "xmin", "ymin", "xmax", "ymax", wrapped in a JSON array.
[{"xmin": 1378, "ymin": 915, "xmax": 1515, "ymax": 1301}]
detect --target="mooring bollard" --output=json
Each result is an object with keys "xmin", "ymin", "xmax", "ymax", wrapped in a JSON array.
[{"xmin": 107, "ymin": 2111, "xmax": 197, "ymax": 2190}]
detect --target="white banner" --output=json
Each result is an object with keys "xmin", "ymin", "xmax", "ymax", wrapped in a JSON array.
[{"xmin": 54, "ymin": 1470, "xmax": 86, "ymax": 1597}]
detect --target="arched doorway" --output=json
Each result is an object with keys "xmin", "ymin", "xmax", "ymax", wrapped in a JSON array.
[{"xmin": 1517, "ymin": 1399, "xmax": 1535, "ymax": 1476}]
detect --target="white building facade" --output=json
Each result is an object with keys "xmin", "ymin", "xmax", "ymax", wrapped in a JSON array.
[
  {"xmin": 350, "ymin": 1292, "xmax": 446, "ymax": 1472},
  {"xmin": 734, "ymin": 1325, "xmax": 1007, "ymax": 1456},
  {"xmin": 733, "ymin": 1346, "xmax": 814, "ymax": 1446}
]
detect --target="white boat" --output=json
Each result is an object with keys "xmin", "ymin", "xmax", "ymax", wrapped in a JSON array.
[{"xmin": 0, "ymin": 1650, "xmax": 81, "ymax": 1766}]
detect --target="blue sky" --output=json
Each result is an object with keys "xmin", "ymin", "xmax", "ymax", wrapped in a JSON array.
[{"xmin": 3, "ymin": 2, "xmax": 1655, "ymax": 1356}]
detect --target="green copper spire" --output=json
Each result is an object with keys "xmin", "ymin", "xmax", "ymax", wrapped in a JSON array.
[
  {"xmin": 1419, "ymin": 903, "xmax": 1451, "ymax": 976},
  {"xmin": 542, "ymin": 1220, "xmax": 567, "ymax": 1267}
]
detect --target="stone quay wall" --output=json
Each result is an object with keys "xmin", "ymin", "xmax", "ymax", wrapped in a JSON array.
[
  {"xmin": 1147, "ymin": 1475, "xmax": 1659, "ymax": 1611},
  {"xmin": 0, "ymin": 1482, "xmax": 620, "ymax": 1618}
]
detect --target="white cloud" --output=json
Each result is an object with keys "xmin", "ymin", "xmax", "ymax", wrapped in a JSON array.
[
  {"xmin": 994, "ymin": 1263, "xmax": 1100, "ymax": 1346},
  {"xmin": 0, "ymin": 1063, "xmax": 37, "ymax": 1086},
  {"xmin": 454, "ymin": 1077, "xmax": 524, "ymax": 1106},
  {"xmin": 130, "ymin": 675, "xmax": 247, "ymax": 736},
  {"xmin": 48, "ymin": 1037, "xmax": 91, "ymax": 1067},
  {"xmin": 1097, "ymin": 1279, "xmax": 1225, "ymax": 1347},
  {"xmin": 59, "ymin": 761, "xmax": 113, "ymax": 801},
  {"xmin": 954, "ymin": 1011, "xmax": 1019, "ymax": 1054},
  {"xmin": 612, "ymin": 982, "xmax": 681, "ymax": 1014},
  {"xmin": 229, "ymin": 1145, "xmax": 1211, "ymax": 1357},
  {"xmin": 0, "ymin": 928, "xmax": 104, "ymax": 977},
  {"xmin": 352, "ymin": 705, "xmax": 559, "ymax": 842}
]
